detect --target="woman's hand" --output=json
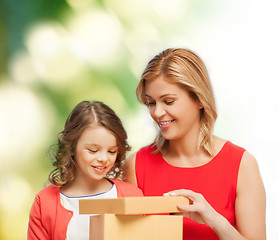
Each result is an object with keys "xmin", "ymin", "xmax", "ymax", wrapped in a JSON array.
[
  {"xmin": 164, "ymin": 189, "xmax": 249, "ymax": 240},
  {"xmin": 164, "ymin": 189, "xmax": 223, "ymax": 229}
]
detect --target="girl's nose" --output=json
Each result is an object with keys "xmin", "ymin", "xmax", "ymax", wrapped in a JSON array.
[{"xmin": 97, "ymin": 152, "xmax": 109, "ymax": 162}]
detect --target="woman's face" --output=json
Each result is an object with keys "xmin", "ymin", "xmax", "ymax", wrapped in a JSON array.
[
  {"xmin": 144, "ymin": 77, "xmax": 202, "ymax": 141},
  {"xmin": 74, "ymin": 125, "xmax": 118, "ymax": 182}
]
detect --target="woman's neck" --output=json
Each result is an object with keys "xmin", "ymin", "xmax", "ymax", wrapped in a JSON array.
[
  {"xmin": 169, "ymin": 127, "xmax": 201, "ymax": 155},
  {"xmin": 163, "ymin": 134, "xmax": 214, "ymax": 168},
  {"xmin": 163, "ymin": 136, "xmax": 226, "ymax": 168}
]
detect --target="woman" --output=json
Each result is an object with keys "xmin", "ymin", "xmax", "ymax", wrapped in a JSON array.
[{"xmin": 126, "ymin": 48, "xmax": 266, "ymax": 239}]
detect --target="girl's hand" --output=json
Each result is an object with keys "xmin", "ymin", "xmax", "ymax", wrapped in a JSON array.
[{"xmin": 164, "ymin": 189, "xmax": 224, "ymax": 229}]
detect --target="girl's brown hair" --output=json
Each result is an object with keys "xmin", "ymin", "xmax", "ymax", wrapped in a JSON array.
[
  {"xmin": 136, "ymin": 48, "xmax": 217, "ymax": 156},
  {"xmin": 48, "ymin": 100, "xmax": 130, "ymax": 186}
]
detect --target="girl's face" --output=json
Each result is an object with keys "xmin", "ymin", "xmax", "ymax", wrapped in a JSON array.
[
  {"xmin": 144, "ymin": 77, "xmax": 202, "ymax": 141},
  {"xmin": 74, "ymin": 125, "xmax": 118, "ymax": 182}
]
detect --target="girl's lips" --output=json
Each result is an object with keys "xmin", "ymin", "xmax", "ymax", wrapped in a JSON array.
[{"xmin": 92, "ymin": 166, "xmax": 107, "ymax": 172}]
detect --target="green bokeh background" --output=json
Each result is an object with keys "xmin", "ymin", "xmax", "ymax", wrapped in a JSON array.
[{"xmin": 1, "ymin": 0, "xmax": 278, "ymax": 239}]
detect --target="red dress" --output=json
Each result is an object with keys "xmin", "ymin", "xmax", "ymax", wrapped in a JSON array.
[{"xmin": 135, "ymin": 141, "xmax": 245, "ymax": 240}]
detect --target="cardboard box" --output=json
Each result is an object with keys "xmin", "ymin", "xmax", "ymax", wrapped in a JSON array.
[
  {"xmin": 90, "ymin": 214, "xmax": 183, "ymax": 240},
  {"xmin": 80, "ymin": 196, "xmax": 189, "ymax": 215}
]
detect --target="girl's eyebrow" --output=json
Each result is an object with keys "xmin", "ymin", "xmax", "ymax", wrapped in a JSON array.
[
  {"xmin": 110, "ymin": 145, "xmax": 119, "ymax": 148},
  {"xmin": 85, "ymin": 144, "xmax": 118, "ymax": 148},
  {"xmin": 85, "ymin": 143, "xmax": 98, "ymax": 147}
]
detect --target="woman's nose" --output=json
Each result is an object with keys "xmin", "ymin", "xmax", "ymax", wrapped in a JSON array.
[{"xmin": 153, "ymin": 104, "xmax": 166, "ymax": 118}]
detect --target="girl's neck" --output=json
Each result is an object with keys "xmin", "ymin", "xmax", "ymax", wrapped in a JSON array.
[{"xmin": 61, "ymin": 177, "xmax": 113, "ymax": 197}]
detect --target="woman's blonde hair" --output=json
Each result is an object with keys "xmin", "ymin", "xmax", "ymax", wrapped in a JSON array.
[{"xmin": 136, "ymin": 48, "xmax": 217, "ymax": 156}]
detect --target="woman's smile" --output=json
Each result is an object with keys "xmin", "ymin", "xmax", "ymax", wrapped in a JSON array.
[{"xmin": 158, "ymin": 119, "xmax": 175, "ymax": 129}]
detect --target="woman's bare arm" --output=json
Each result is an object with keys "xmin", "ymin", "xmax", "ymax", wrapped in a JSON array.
[
  {"xmin": 234, "ymin": 151, "xmax": 266, "ymax": 239},
  {"xmin": 124, "ymin": 152, "xmax": 138, "ymax": 186}
]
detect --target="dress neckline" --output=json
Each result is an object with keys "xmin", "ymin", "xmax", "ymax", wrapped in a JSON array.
[
  {"xmin": 60, "ymin": 183, "xmax": 115, "ymax": 199},
  {"xmin": 158, "ymin": 141, "xmax": 230, "ymax": 169}
]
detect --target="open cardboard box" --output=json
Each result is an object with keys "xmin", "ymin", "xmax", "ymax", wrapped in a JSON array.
[{"xmin": 80, "ymin": 196, "xmax": 189, "ymax": 240}]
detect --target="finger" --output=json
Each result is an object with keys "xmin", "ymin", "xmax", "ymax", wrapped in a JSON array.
[
  {"xmin": 163, "ymin": 189, "xmax": 193, "ymax": 196},
  {"xmin": 171, "ymin": 212, "xmax": 192, "ymax": 218},
  {"xmin": 164, "ymin": 191, "xmax": 191, "ymax": 207},
  {"xmin": 177, "ymin": 203, "xmax": 196, "ymax": 212},
  {"xmin": 164, "ymin": 189, "xmax": 200, "ymax": 204}
]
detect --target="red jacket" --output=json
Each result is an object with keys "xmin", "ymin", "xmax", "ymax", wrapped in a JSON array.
[{"xmin": 28, "ymin": 179, "xmax": 143, "ymax": 240}]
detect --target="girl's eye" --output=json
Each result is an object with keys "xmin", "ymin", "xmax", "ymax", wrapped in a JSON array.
[
  {"xmin": 88, "ymin": 149, "xmax": 97, "ymax": 153},
  {"xmin": 108, "ymin": 150, "xmax": 117, "ymax": 154},
  {"xmin": 108, "ymin": 148, "xmax": 118, "ymax": 154}
]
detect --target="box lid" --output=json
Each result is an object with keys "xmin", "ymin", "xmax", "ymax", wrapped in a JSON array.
[{"xmin": 79, "ymin": 196, "xmax": 189, "ymax": 215}]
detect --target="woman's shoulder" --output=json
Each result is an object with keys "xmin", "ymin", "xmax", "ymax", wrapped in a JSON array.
[
  {"xmin": 138, "ymin": 143, "xmax": 156, "ymax": 152},
  {"xmin": 136, "ymin": 143, "xmax": 158, "ymax": 157},
  {"xmin": 213, "ymin": 136, "xmax": 245, "ymax": 154},
  {"xmin": 213, "ymin": 137, "xmax": 260, "ymax": 173},
  {"xmin": 213, "ymin": 138, "xmax": 261, "ymax": 182},
  {"xmin": 126, "ymin": 143, "xmax": 156, "ymax": 164},
  {"xmin": 239, "ymin": 150, "xmax": 259, "ymax": 174}
]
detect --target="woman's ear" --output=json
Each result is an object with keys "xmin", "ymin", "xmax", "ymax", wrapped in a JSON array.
[{"xmin": 197, "ymin": 100, "xmax": 203, "ymax": 110}]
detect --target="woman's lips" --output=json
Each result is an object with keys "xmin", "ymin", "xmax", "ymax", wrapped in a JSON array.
[{"xmin": 159, "ymin": 119, "xmax": 175, "ymax": 128}]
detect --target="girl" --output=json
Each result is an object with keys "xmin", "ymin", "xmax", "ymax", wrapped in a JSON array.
[
  {"xmin": 126, "ymin": 48, "xmax": 266, "ymax": 240},
  {"xmin": 28, "ymin": 100, "xmax": 143, "ymax": 240}
]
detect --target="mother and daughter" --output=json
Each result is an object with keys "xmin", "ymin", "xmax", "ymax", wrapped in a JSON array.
[{"xmin": 28, "ymin": 48, "xmax": 266, "ymax": 240}]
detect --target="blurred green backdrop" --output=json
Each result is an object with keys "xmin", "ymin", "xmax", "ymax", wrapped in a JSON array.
[{"xmin": 1, "ymin": 0, "xmax": 279, "ymax": 239}]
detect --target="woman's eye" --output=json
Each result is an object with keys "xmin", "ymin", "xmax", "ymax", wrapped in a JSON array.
[
  {"xmin": 165, "ymin": 100, "xmax": 174, "ymax": 105},
  {"xmin": 146, "ymin": 101, "xmax": 155, "ymax": 107}
]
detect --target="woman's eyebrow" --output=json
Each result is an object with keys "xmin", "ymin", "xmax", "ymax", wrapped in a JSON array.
[{"xmin": 145, "ymin": 93, "xmax": 177, "ymax": 98}]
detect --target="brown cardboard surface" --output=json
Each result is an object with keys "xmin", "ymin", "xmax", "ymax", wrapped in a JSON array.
[
  {"xmin": 90, "ymin": 214, "xmax": 183, "ymax": 240},
  {"xmin": 80, "ymin": 196, "xmax": 189, "ymax": 215}
]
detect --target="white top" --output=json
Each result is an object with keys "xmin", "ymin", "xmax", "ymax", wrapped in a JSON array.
[{"xmin": 60, "ymin": 184, "xmax": 117, "ymax": 240}]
